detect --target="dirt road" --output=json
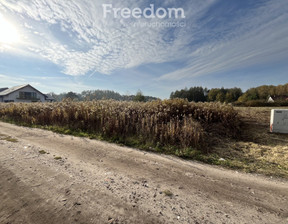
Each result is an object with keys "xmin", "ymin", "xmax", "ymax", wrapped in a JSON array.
[{"xmin": 0, "ymin": 121, "xmax": 287, "ymax": 224}]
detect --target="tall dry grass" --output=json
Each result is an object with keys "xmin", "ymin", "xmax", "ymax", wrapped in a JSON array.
[{"xmin": 0, "ymin": 99, "xmax": 241, "ymax": 151}]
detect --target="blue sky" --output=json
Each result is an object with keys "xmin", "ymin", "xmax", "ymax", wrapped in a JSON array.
[{"xmin": 0, "ymin": 0, "xmax": 287, "ymax": 98}]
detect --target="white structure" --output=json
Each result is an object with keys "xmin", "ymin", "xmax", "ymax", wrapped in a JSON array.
[
  {"xmin": 268, "ymin": 95, "xmax": 288, "ymax": 103},
  {"xmin": 270, "ymin": 109, "xmax": 288, "ymax": 133},
  {"xmin": 0, "ymin": 84, "xmax": 52, "ymax": 103},
  {"xmin": 267, "ymin": 96, "xmax": 274, "ymax": 103}
]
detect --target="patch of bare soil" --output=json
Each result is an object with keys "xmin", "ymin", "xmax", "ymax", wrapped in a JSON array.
[{"xmin": 0, "ymin": 121, "xmax": 288, "ymax": 224}]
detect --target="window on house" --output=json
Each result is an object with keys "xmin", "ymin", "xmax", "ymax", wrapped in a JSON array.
[{"xmin": 19, "ymin": 92, "xmax": 37, "ymax": 99}]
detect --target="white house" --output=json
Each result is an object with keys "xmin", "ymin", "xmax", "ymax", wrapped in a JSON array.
[
  {"xmin": 267, "ymin": 96, "xmax": 275, "ymax": 103},
  {"xmin": 0, "ymin": 84, "xmax": 54, "ymax": 103},
  {"xmin": 267, "ymin": 95, "xmax": 288, "ymax": 103}
]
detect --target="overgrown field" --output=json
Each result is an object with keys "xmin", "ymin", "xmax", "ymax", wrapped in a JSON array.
[
  {"xmin": 0, "ymin": 99, "xmax": 241, "ymax": 155},
  {"xmin": 1, "ymin": 101, "xmax": 288, "ymax": 178}
]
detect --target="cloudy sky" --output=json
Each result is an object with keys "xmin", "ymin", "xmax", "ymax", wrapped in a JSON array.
[{"xmin": 0, "ymin": 0, "xmax": 287, "ymax": 98}]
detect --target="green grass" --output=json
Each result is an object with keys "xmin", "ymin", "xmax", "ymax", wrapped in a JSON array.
[
  {"xmin": 39, "ymin": 150, "xmax": 47, "ymax": 154},
  {"xmin": 4, "ymin": 137, "xmax": 18, "ymax": 143},
  {"xmin": 0, "ymin": 134, "xmax": 18, "ymax": 143}
]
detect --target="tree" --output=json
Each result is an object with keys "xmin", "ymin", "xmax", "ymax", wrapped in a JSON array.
[
  {"xmin": 65, "ymin": 91, "xmax": 79, "ymax": 100},
  {"xmin": 216, "ymin": 92, "xmax": 225, "ymax": 103},
  {"xmin": 225, "ymin": 88, "xmax": 243, "ymax": 103},
  {"xmin": 208, "ymin": 89, "xmax": 221, "ymax": 102},
  {"xmin": 170, "ymin": 86, "xmax": 207, "ymax": 102},
  {"xmin": 208, "ymin": 88, "xmax": 227, "ymax": 102},
  {"xmin": 225, "ymin": 92, "xmax": 234, "ymax": 103},
  {"xmin": 133, "ymin": 90, "xmax": 146, "ymax": 102},
  {"xmin": 188, "ymin": 87, "xmax": 206, "ymax": 102}
]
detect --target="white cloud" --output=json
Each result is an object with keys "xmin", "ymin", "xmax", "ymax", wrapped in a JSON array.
[
  {"xmin": 0, "ymin": 0, "xmax": 212, "ymax": 76},
  {"xmin": 0, "ymin": 74, "xmax": 26, "ymax": 86},
  {"xmin": 159, "ymin": 0, "xmax": 288, "ymax": 80},
  {"xmin": 1, "ymin": 0, "xmax": 287, "ymax": 80}
]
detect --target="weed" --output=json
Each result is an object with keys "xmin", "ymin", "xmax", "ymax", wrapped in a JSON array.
[
  {"xmin": 39, "ymin": 150, "xmax": 47, "ymax": 154},
  {"xmin": 163, "ymin": 190, "xmax": 173, "ymax": 197},
  {"xmin": 54, "ymin": 156, "xmax": 62, "ymax": 160},
  {"xmin": 4, "ymin": 137, "xmax": 18, "ymax": 143},
  {"xmin": 0, "ymin": 134, "xmax": 18, "ymax": 142}
]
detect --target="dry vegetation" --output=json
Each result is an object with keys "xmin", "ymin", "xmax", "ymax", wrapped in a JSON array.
[
  {"xmin": 212, "ymin": 107, "xmax": 288, "ymax": 178},
  {"xmin": 0, "ymin": 99, "xmax": 240, "ymax": 152},
  {"xmin": 0, "ymin": 100, "xmax": 287, "ymax": 178}
]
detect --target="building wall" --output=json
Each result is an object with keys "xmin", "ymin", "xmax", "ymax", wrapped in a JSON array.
[{"xmin": 2, "ymin": 86, "xmax": 46, "ymax": 102}]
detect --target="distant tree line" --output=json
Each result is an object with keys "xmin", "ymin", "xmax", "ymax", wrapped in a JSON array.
[
  {"xmin": 170, "ymin": 87, "xmax": 242, "ymax": 103},
  {"xmin": 207, "ymin": 88, "xmax": 242, "ymax": 103},
  {"xmin": 50, "ymin": 89, "xmax": 158, "ymax": 102},
  {"xmin": 238, "ymin": 83, "xmax": 288, "ymax": 102},
  {"xmin": 170, "ymin": 83, "xmax": 288, "ymax": 104},
  {"xmin": 48, "ymin": 83, "xmax": 288, "ymax": 105},
  {"xmin": 170, "ymin": 87, "xmax": 208, "ymax": 102}
]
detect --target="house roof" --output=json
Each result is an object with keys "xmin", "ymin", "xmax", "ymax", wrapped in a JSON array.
[
  {"xmin": 0, "ymin": 84, "xmax": 45, "ymax": 97},
  {"xmin": 269, "ymin": 95, "xmax": 288, "ymax": 101},
  {"xmin": 0, "ymin": 88, "xmax": 8, "ymax": 93}
]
